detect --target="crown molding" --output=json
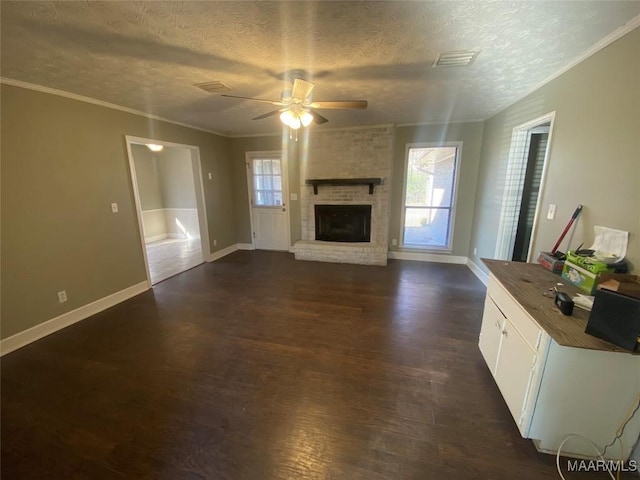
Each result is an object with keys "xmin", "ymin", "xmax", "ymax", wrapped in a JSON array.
[
  {"xmin": 0, "ymin": 77, "xmax": 230, "ymax": 138},
  {"xmin": 488, "ymin": 16, "xmax": 640, "ymax": 120}
]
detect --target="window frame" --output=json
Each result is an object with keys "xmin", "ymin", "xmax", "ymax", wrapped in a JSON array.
[
  {"xmin": 247, "ymin": 152, "xmax": 285, "ymax": 209},
  {"xmin": 399, "ymin": 142, "xmax": 463, "ymax": 252}
]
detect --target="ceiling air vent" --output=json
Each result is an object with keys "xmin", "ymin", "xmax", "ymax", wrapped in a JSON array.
[
  {"xmin": 194, "ymin": 81, "xmax": 231, "ymax": 93},
  {"xmin": 432, "ymin": 51, "xmax": 479, "ymax": 68}
]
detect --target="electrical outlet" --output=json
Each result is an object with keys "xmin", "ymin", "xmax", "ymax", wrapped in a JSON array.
[
  {"xmin": 392, "ymin": 239, "xmax": 398, "ymax": 246},
  {"xmin": 473, "ymin": 248, "xmax": 477, "ymax": 255},
  {"xmin": 57, "ymin": 290, "xmax": 67, "ymax": 303},
  {"xmin": 208, "ymin": 172, "xmax": 212, "ymax": 180},
  {"xmin": 547, "ymin": 204, "xmax": 556, "ymax": 220},
  {"xmin": 213, "ymin": 239, "xmax": 217, "ymax": 246},
  {"xmin": 111, "ymin": 202, "xmax": 119, "ymax": 213}
]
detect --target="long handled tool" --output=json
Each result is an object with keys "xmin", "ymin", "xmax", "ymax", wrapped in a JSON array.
[{"xmin": 551, "ymin": 204, "xmax": 583, "ymax": 255}]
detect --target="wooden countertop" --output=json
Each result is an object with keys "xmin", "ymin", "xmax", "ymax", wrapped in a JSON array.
[{"xmin": 482, "ymin": 259, "xmax": 637, "ymax": 354}]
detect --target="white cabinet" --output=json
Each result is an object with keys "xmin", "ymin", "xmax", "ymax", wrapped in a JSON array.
[
  {"xmin": 478, "ymin": 297, "xmax": 504, "ymax": 373},
  {"xmin": 479, "ymin": 282, "xmax": 545, "ymax": 436},
  {"xmin": 479, "ymin": 272, "xmax": 640, "ymax": 460},
  {"xmin": 493, "ymin": 319, "xmax": 537, "ymax": 430}
]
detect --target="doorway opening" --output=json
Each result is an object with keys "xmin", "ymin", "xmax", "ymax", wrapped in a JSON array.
[
  {"xmin": 126, "ymin": 137, "xmax": 210, "ymax": 285},
  {"xmin": 495, "ymin": 112, "xmax": 555, "ymax": 262},
  {"xmin": 245, "ymin": 151, "xmax": 291, "ymax": 251}
]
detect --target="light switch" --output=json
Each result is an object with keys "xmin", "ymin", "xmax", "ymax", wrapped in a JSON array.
[
  {"xmin": 111, "ymin": 202, "xmax": 119, "ymax": 213},
  {"xmin": 208, "ymin": 172, "xmax": 212, "ymax": 180},
  {"xmin": 547, "ymin": 204, "xmax": 556, "ymax": 220}
]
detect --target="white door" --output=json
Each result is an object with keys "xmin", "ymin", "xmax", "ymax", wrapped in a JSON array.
[
  {"xmin": 246, "ymin": 152, "xmax": 290, "ymax": 251},
  {"xmin": 478, "ymin": 297, "xmax": 506, "ymax": 375},
  {"xmin": 494, "ymin": 319, "xmax": 537, "ymax": 428}
]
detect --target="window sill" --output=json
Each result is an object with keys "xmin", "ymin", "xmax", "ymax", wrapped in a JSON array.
[{"xmin": 397, "ymin": 245, "xmax": 453, "ymax": 254}]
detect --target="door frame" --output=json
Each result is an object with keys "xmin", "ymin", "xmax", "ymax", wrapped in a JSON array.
[
  {"xmin": 494, "ymin": 112, "xmax": 556, "ymax": 262},
  {"xmin": 125, "ymin": 135, "xmax": 211, "ymax": 287},
  {"xmin": 245, "ymin": 150, "xmax": 291, "ymax": 251}
]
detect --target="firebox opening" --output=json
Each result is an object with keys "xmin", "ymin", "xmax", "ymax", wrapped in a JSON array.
[{"xmin": 315, "ymin": 205, "xmax": 372, "ymax": 242}]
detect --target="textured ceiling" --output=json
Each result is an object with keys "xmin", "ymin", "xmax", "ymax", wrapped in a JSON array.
[{"xmin": 1, "ymin": 1, "xmax": 639, "ymax": 136}]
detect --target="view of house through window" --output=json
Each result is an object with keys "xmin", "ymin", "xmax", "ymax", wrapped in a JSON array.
[{"xmin": 402, "ymin": 145, "xmax": 459, "ymax": 249}]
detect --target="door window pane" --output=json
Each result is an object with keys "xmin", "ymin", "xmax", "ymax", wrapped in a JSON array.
[
  {"xmin": 251, "ymin": 156, "xmax": 283, "ymax": 207},
  {"xmin": 402, "ymin": 146, "xmax": 459, "ymax": 249}
]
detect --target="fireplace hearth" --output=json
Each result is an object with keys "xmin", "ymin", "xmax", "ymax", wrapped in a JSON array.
[{"xmin": 315, "ymin": 204, "xmax": 371, "ymax": 242}]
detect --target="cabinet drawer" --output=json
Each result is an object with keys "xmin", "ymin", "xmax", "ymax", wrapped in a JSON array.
[{"xmin": 488, "ymin": 276, "xmax": 542, "ymax": 350}]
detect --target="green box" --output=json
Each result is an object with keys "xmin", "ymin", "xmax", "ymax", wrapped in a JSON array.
[
  {"xmin": 562, "ymin": 261, "xmax": 599, "ymax": 294},
  {"xmin": 561, "ymin": 252, "xmax": 615, "ymax": 294}
]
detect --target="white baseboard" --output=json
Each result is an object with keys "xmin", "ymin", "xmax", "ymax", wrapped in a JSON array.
[
  {"xmin": 388, "ymin": 251, "xmax": 468, "ymax": 264},
  {"xmin": 167, "ymin": 233, "xmax": 186, "ymax": 239},
  {"xmin": 1, "ymin": 281, "xmax": 149, "ymax": 356},
  {"xmin": 467, "ymin": 258, "xmax": 489, "ymax": 286},
  {"xmin": 207, "ymin": 243, "xmax": 239, "ymax": 262},
  {"xmin": 237, "ymin": 243, "xmax": 255, "ymax": 250},
  {"xmin": 145, "ymin": 234, "xmax": 168, "ymax": 244}
]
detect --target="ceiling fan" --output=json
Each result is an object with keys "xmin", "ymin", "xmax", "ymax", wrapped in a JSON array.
[{"xmin": 221, "ymin": 78, "xmax": 367, "ymax": 129}]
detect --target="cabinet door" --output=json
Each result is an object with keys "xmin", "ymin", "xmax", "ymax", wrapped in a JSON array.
[
  {"xmin": 494, "ymin": 319, "xmax": 537, "ymax": 429},
  {"xmin": 478, "ymin": 297, "xmax": 505, "ymax": 375}
]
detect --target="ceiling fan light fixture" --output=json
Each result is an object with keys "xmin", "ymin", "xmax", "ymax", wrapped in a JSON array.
[
  {"xmin": 300, "ymin": 110, "xmax": 313, "ymax": 127},
  {"xmin": 280, "ymin": 109, "xmax": 301, "ymax": 129},
  {"xmin": 146, "ymin": 143, "xmax": 164, "ymax": 152}
]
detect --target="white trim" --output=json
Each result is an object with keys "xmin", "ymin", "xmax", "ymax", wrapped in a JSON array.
[
  {"xmin": 125, "ymin": 138, "xmax": 154, "ymax": 288},
  {"xmin": 125, "ymin": 136, "xmax": 211, "ymax": 286},
  {"xmin": 237, "ymin": 243, "xmax": 256, "ymax": 250},
  {"xmin": 388, "ymin": 251, "xmax": 468, "ymax": 264},
  {"xmin": 145, "ymin": 234, "xmax": 168, "ymax": 243},
  {"xmin": 1, "ymin": 282, "xmax": 148, "ymax": 356},
  {"xmin": 467, "ymin": 258, "xmax": 489, "ymax": 286},
  {"xmin": 207, "ymin": 243, "xmax": 239, "ymax": 262},
  {"xmin": 494, "ymin": 112, "xmax": 555, "ymax": 261},
  {"xmin": 399, "ymin": 142, "xmax": 463, "ymax": 252},
  {"xmin": 525, "ymin": 113, "xmax": 556, "ymax": 262},
  {"xmin": 488, "ymin": 15, "xmax": 640, "ymax": 120},
  {"xmin": 142, "ymin": 207, "xmax": 199, "ymax": 213},
  {"xmin": 0, "ymin": 77, "xmax": 228, "ymax": 137}
]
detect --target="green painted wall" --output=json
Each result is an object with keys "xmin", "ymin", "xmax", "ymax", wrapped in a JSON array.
[
  {"xmin": 1, "ymin": 84, "xmax": 234, "ymax": 339},
  {"xmin": 389, "ymin": 123, "xmax": 484, "ymax": 256},
  {"xmin": 230, "ymin": 133, "xmax": 302, "ymax": 247},
  {"xmin": 469, "ymin": 28, "xmax": 640, "ymax": 273}
]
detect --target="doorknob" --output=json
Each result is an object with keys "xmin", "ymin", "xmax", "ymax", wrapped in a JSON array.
[{"xmin": 282, "ymin": 207, "xmax": 287, "ymax": 212}]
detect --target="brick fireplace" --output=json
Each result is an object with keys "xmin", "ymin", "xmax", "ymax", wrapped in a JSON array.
[{"xmin": 294, "ymin": 126, "xmax": 393, "ymax": 266}]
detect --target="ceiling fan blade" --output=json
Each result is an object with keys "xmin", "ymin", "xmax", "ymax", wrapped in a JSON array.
[
  {"xmin": 252, "ymin": 109, "xmax": 282, "ymax": 120},
  {"xmin": 310, "ymin": 111, "xmax": 329, "ymax": 125},
  {"xmin": 291, "ymin": 78, "xmax": 315, "ymax": 100},
  {"xmin": 221, "ymin": 94, "xmax": 286, "ymax": 106},
  {"xmin": 308, "ymin": 100, "xmax": 368, "ymax": 109}
]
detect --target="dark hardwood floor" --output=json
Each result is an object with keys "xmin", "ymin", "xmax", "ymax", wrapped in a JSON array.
[{"xmin": 1, "ymin": 251, "xmax": 630, "ymax": 479}]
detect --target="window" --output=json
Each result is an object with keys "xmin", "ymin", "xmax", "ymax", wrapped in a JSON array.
[
  {"xmin": 251, "ymin": 157, "xmax": 283, "ymax": 206},
  {"xmin": 401, "ymin": 144, "xmax": 460, "ymax": 250}
]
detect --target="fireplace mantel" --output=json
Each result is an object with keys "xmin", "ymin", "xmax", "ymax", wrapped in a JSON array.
[{"xmin": 305, "ymin": 178, "xmax": 382, "ymax": 195}]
